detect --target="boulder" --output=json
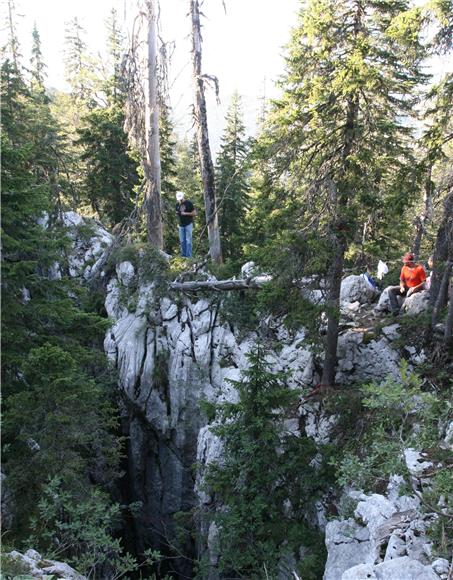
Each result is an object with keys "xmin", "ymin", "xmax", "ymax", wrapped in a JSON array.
[
  {"xmin": 6, "ymin": 550, "xmax": 87, "ymax": 579},
  {"xmin": 373, "ymin": 556, "xmax": 439, "ymax": 579},
  {"xmin": 116, "ymin": 261, "xmax": 135, "ymax": 287},
  {"xmin": 323, "ymin": 519, "xmax": 373, "ymax": 580},
  {"xmin": 340, "ymin": 275, "xmax": 377, "ymax": 307},
  {"xmin": 342, "ymin": 564, "xmax": 377, "ymax": 579},
  {"xmin": 402, "ymin": 291, "xmax": 430, "ymax": 316},
  {"xmin": 336, "ymin": 332, "xmax": 400, "ymax": 384}
]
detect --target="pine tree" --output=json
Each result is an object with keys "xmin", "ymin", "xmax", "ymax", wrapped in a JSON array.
[
  {"xmin": 203, "ymin": 349, "xmax": 328, "ymax": 579},
  {"xmin": 215, "ymin": 93, "xmax": 251, "ymax": 262},
  {"xmin": 1, "ymin": 56, "xmax": 120, "ymax": 542},
  {"xmin": 76, "ymin": 13, "xmax": 139, "ymax": 226},
  {"xmin": 160, "ymin": 102, "xmax": 179, "ymax": 253},
  {"xmin": 30, "ymin": 23, "xmax": 46, "ymax": 95},
  {"xmin": 64, "ymin": 17, "xmax": 92, "ymax": 103},
  {"xmin": 255, "ymin": 0, "xmax": 427, "ymax": 384}
]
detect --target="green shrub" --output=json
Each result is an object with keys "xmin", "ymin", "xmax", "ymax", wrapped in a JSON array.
[{"xmin": 200, "ymin": 348, "xmax": 330, "ymax": 579}]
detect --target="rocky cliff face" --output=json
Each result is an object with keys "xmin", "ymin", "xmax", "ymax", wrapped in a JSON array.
[{"xmin": 66, "ymin": 216, "xmax": 446, "ymax": 579}]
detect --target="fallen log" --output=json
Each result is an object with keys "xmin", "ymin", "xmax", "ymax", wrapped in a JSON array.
[{"xmin": 169, "ymin": 276, "xmax": 271, "ymax": 292}]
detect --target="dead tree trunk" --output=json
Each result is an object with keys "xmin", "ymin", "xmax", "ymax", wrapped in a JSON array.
[
  {"xmin": 190, "ymin": 0, "xmax": 223, "ymax": 263},
  {"xmin": 430, "ymin": 192, "xmax": 453, "ymax": 327},
  {"xmin": 144, "ymin": 0, "xmax": 163, "ymax": 249},
  {"xmin": 444, "ymin": 285, "xmax": 453, "ymax": 347},
  {"xmin": 412, "ymin": 166, "xmax": 434, "ymax": 260}
]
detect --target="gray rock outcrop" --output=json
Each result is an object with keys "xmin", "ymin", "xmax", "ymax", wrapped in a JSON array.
[
  {"xmin": 61, "ymin": 214, "xmax": 443, "ymax": 579},
  {"xmin": 6, "ymin": 549, "xmax": 86, "ymax": 579}
]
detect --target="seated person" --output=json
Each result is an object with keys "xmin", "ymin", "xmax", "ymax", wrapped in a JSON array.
[{"xmin": 388, "ymin": 252, "xmax": 427, "ymax": 316}]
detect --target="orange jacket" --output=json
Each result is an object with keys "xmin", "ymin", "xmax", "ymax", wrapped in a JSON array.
[{"xmin": 400, "ymin": 264, "xmax": 426, "ymax": 288}]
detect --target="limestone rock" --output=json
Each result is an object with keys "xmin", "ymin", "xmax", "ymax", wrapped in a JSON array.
[
  {"xmin": 336, "ymin": 332, "xmax": 400, "ymax": 384},
  {"xmin": 441, "ymin": 421, "xmax": 453, "ymax": 450},
  {"xmin": 354, "ymin": 494, "xmax": 397, "ymax": 536},
  {"xmin": 7, "ymin": 550, "xmax": 87, "ymax": 579},
  {"xmin": 342, "ymin": 564, "xmax": 377, "ymax": 579},
  {"xmin": 431, "ymin": 558, "xmax": 450, "ymax": 576},
  {"xmin": 402, "ymin": 291, "xmax": 430, "ymax": 316},
  {"xmin": 381, "ymin": 324, "xmax": 400, "ymax": 341},
  {"xmin": 63, "ymin": 212, "xmax": 113, "ymax": 280},
  {"xmin": 41, "ymin": 560, "xmax": 87, "ymax": 579},
  {"xmin": 323, "ymin": 519, "xmax": 372, "ymax": 580},
  {"xmin": 373, "ymin": 556, "xmax": 439, "ymax": 579},
  {"xmin": 404, "ymin": 449, "xmax": 433, "ymax": 477},
  {"xmin": 340, "ymin": 274, "xmax": 377, "ymax": 307},
  {"xmin": 116, "ymin": 261, "xmax": 135, "ymax": 287}
]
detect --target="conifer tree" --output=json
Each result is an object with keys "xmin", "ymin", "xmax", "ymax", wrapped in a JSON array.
[
  {"xmin": 64, "ymin": 17, "xmax": 91, "ymax": 103},
  {"xmin": 76, "ymin": 12, "xmax": 139, "ymax": 225},
  {"xmin": 30, "ymin": 23, "xmax": 46, "ymax": 95},
  {"xmin": 204, "ymin": 349, "xmax": 328, "ymax": 578},
  {"xmin": 215, "ymin": 93, "xmax": 251, "ymax": 261},
  {"xmin": 160, "ymin": 101, "xmax": 179, "ymax": 253},
  {"xmin": 1, "ymin": 54, "xmax": 120, "ymax": 542},
  {"xmin": 256, "ymin": 0, "xmax": 426, "ymax": 385}
]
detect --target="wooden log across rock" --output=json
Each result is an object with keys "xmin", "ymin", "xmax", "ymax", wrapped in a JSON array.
[{"xmin": 169, "ymin": 276, "xmax": 271, "ymax": 292}]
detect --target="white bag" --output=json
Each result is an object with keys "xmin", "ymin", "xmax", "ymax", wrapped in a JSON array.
[{"xmin": 377, "ymin": 260, "xmax": 389, "ymax": 280}]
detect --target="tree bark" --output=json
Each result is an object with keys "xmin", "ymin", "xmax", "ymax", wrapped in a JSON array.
[
  {"xmin": 320, "ymin": 3, "xmax": 362, "ymax": 386},
  {"xmin": 320, "ymin": 235, "xmax": 347, "ymax": 387},
  {"xmin": 144, "ymin": 0, "xmax": 163, "ymax": 249},
  {"xmin": 190, "ymin": 0, "xmax": 223, "ymax": 263},
  {"xmin": 412, "ymin": 166, "xmax": 434, "ymax": 260},
  {"xmin": 429, "ymin": 192, "xmax": 453, "ymax": 327},
  {"xmin": 444, "ymin": 283, "xmax": 453, "ymax": 347},
  {"xmin": 169, "ymin": 277, "xmax": 268, "ymax": 292}
]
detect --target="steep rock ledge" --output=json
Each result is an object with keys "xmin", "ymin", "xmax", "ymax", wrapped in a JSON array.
[{"xmin": 64, "ymin": 215, "xmax": 445, "ymax": 579}]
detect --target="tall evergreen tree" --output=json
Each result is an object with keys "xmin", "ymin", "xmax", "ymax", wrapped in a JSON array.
[
  {"xmin": 76, "ymin": 13, "xmax": 139, "ymax": 226},
  {"xmin": 1, "ymin": 53, "xmax": 120, "ymax": 542},
  {"xmin": 160, "ymin": 101, "xmax": 179, "ymax": 253},
  {"xmin": 64, "ymin": 17, "xmax": 92, "ymax": 103},
  {"xmin": 215, "ymin": 93, "xmax": 251, "ymax": 261},
  {"xmin": 255, "ymin": 0, "xmax": 426, "ymax": 385},
  {"xmin": 30, "ymin": 23, "xmax": 46, "ymax": 94}
]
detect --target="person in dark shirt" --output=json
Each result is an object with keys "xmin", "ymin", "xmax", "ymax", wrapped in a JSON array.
[{"xmin": 175, "ymin": 191, "xmax": 196, "ymax": 257}]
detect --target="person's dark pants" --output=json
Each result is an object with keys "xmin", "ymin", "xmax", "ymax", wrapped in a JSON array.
[{"xmin": 388, "ymin": 285, "xmax": 407, "ymax": 314}]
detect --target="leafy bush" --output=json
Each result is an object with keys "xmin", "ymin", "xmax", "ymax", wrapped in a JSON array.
[
  {"xmin": 27, "ymin": 478, "xmax": 164, "ymax": 579},
  {"xmin": 334, "ymin": 363, "xmax": 452, "ymax": 556}
]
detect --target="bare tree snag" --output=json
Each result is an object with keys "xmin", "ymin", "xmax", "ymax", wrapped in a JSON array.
[
  {"xmin": 430, "ymin": 192, "xmax": 453, "ymax": 328},
  {"xmin": 124, "ymin": 0, "xmax": 163, "ymax": 249},
  {"xmin": 412, "ymin": 166, "xmax": 434, "ymax": 260},
  {"xmin": 144, "ymin": 0, "xmax": 163, "ymax": 249},
  {"xmin": 190, "ymin": 0, "xmax": 223, "ymax": 263}
]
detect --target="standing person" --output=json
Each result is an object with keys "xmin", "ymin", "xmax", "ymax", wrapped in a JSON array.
[
  {"xmin": 175, "ymin": 191, "xmax": 196, "ymax": 258},
  {"xmin": 388, "ymin": 252, "xmax": 427, "ymax": 315}
]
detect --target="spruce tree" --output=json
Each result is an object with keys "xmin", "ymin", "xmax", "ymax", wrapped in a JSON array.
[
  {"xmin": 203, "ymin": 349, "xmax": 328, "ymax": 579},
  {"xmin": 1, "ymin": 55, "xmax": 120, "ymax": 542},
  {"xmin": 64, "ymin": 17, "xmax": 92, "ymax": 103},
  {"xmin": 30, "ymin": 23, "xmax": 46, "ymax": 95},
  {"xmin": 160, "ymin": 101, "xmax": 179, "ymax": 253},
  {"xmin": 76, "ymin": 13, "xmax": 139, "ymax": 225},
  {"xmin": 215, "ymin": 93, "xmax": 251, "ymax": 262},
  {"xmin": 255, "ymin": 0, "xmax": 427, "ymax": 384}
]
